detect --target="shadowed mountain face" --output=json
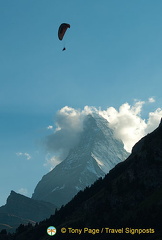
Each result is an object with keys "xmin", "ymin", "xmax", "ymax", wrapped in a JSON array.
[
  {"xmin": 0, "ymin": 191, "xmax": 56, "ymax": 233},
  {"xmin": 32, "ymin": 114, "xmax": 129, "ymax": 207},
  {"xmin": 8, "ymin": 119, "xmax": 162, "ymax": 240}
]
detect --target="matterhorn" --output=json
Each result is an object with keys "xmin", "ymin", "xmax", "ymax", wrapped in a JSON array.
[{"xmin": 32, "ymin": 114, "xmax": 129, "ymax": 207}]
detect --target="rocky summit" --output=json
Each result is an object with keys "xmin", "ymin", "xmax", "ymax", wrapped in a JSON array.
[{"xmin": 32, "ymin": 114, "xmax": 129, "ymax": 207}]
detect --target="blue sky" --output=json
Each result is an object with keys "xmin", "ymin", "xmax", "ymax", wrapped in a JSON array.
[{"xmin": 0, "ymin": 0, "xmax": 162, "ymax": 206}]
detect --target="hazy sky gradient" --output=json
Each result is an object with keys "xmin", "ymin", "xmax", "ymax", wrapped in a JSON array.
[{"xmin": 0, "ymin": 0, "xmax": 162, "ymax": 206}]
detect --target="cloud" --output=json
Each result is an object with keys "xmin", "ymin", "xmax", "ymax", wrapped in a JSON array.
[
  {"xmin": 43, "ymin": 153, "xmax": 61, "ymax": 171},
  {"xmin": 45, "ymin": 99, "xmax": 162, "ymax": 168},
  {"xmin": 16, "ymin": 152, "xmax": 31, "ymax": 160},
  {"xmin": 47, "ymin": 125, "xmax": 53, "ymax": 130},
  {"xmin": 148, "ymin": 97, "xmax": 155, "ymax": 103},
  {"xmin": 45, "ymin": 106, "xmax": 86, "ymax": 166},
  {"xmin": 146, "ymin": 108, "xmax": 162, "ymax": 133},
  {"xmin": 98, "ymin": 101, "xmax": 147, "ymax": 152}
]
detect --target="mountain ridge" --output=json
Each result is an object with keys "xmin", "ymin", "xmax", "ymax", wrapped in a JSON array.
[{"xmin": 0, "ymin": 191, "xmax": 56, "ymax": 232}]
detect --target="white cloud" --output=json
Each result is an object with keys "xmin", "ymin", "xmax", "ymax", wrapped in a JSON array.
[
  {"xmin": 16, "ymin": 152, "xmax": 31, "ymax": 160},
  {"xmin": 100, "ymin": 101, "xmax": 162, "ymax": 152},
  {"xmin": 44, "ymin": 153, "xmax": 61, "ymax": 171},
  {"xmin": 16, "ymin": 152, "xmax": 23, "ymax": 157},
  {"xmin": 45, "ymin": 106, "xmax": 86, "ymax": 161},
  {"xmin": 45, "ymin": 99, "xmax": 162, "ymax": 168},
  {"xmin": 148, "ymin": 97, "xmax": 155, "ymax": 103},
  {"xmin": 146, "ymin": 108, "xmax": 162, "ymax": 133},
  {"xmin": 24, "ymin": 153, "xmax": 31, "ymax": 160},
  {"xmin": 98, "ymin": 101, "xmax": 147, "ymax": 152},
  {"xmin": 47, "ymin": 125, "xmax": 53, "ymax": 130}
]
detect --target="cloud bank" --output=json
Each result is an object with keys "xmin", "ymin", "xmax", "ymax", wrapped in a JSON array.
[{"xmin": 45, "ymin": 98, "xmax": 162, "ymax": 168}]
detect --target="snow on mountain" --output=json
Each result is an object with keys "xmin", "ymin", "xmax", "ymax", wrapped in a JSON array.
[{"xmin": 32, "ymin": 114, "xmax": 129, "ymax": 207}]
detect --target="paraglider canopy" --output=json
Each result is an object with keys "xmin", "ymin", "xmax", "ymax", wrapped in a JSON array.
[{"xmin": 58, "ymin": 23, "xmax": 70, "ymax": 41}]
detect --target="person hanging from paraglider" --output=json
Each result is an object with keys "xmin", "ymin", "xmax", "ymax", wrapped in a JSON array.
[{"xmin": 58, "ymin": 23, "xmax": 70, "ymax": 51}]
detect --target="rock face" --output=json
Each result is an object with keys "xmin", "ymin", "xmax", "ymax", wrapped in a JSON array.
[
  {"xmin": 0, "ymin": 191, "xmax": 56, "ymax": 232},
  {"xmin": 32, "ymin": 114, "xmax": 129, "ymax": 207}
]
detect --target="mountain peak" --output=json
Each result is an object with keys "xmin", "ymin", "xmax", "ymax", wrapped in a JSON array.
[
  {"xmin": 0, "ymin": 191, "xmax": 56, "ymax": 232},
  {"xmin": 32, "ymin": 113, "xmax": 129, "ymax": 207},
  {"xmin": 7, "ymin": 190, "xmax": 23, "ymax": 204},
  {"xmin": 10, "ymin": 190, "xmax": 17, "ymax": 195}
]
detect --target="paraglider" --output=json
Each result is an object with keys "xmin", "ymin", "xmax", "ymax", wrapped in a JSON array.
[{"xmin": 58, "ymin": 23, "xmax": 70, "ymax": 51}]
